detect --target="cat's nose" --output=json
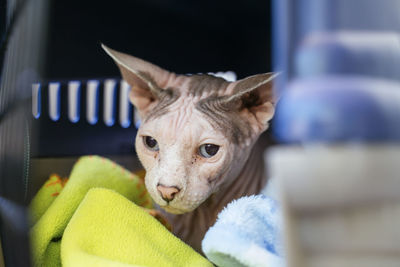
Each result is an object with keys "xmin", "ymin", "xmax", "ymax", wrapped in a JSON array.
[{"xmin": 157, "ymin": 183, "xmax": 181, "ymax": 202}]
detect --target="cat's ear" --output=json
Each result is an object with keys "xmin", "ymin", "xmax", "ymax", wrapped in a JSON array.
[
  {"xmin": 102, "ymin": 44, "xmax": 176, "ymax": 117},
  {"xmin": 224, "ymin": 72, "xmax": 279, "ymax": 131}
]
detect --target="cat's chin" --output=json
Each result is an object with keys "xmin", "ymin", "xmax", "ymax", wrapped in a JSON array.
[{"xmin": 161, "ymin": 205, "xmax": 192, "ymax": 215}]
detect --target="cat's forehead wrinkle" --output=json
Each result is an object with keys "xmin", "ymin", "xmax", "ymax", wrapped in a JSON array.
[
  {"xmin": 146, "ymin": 100, "xmax": 214, "ymax": 144},
  {"xmin": 185, "ymin": 74, "xmax": 230, "ymax": 97},
  {"xmin": 143, "ymin": 88, "xmax": 181, "ymax": 122},
  {"xmin": 142, "ymin": 74, "xmax": 229, "ymax": 123},
  {"xmin": 195, "ymin": 97, "xmax": 253, "ymax": 144},
  {"xmin": 168, "ymin": 98, "xmax": 195, "ymax": 136},
  {"xmin": 141, "ymin": 73, "xmax": 255, "ymax": 144}
]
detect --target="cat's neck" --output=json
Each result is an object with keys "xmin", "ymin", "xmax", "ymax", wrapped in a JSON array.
[
  {"xmin": 208, "ymin": 140, "xmax": 267, "ymax": 210},
  {"xmin": 165, "ymin": 138, "xmax": 268, "ymax": 252}
]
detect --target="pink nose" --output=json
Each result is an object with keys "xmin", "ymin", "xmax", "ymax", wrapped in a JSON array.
[{"xmin": 157, "ymin": 184, "xmax": 181, "ymax": 202}]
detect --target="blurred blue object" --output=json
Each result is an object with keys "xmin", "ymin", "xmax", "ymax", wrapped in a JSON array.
[
  {"xmin": 296, "ymin": 31, "xmax": 400, "ymax": 81},
  {"xmin": 274, "ymin": 76, "xmax": 400, "ymax": 143},
  {"xmin": 202, "ymin": 195, "xmax": 284, "ymax": 267}
]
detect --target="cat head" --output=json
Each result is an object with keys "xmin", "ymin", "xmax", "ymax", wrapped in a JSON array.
[{"xmin": 103, "ymin": 44, "xmax": 278, "ymax": 214}]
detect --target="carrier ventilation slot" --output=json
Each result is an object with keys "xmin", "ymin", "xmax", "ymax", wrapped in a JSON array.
[
  {"xmin": 68, "ymin": 81, "xmax": 81, "ymax": 123},
  {"xmin": 32, "ymin": 83, "xmax": 41, "ymax": 119},
  {"xmin": 48, "ymin": 82, "xmax": 61, "ymax": 121},
  {"xmin": 86, "ymin": 80, "xmax": 99, "ymax": 125},
  {"xmin": 31, "ymin": 79, "xmax": 140, "ymax": 128},
  {"xmin": 119, "ymin": 80, "xmax": 132, "ymax": 128},
  {"xmin": 103, "ymin": 79, "xmax": 116, "ymax": 126}
]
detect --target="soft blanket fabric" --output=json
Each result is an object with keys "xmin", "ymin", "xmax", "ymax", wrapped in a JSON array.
[
  {"xmin": 62, "ymin": 188, "xmax": 212, "ymax": 267},
  {"xmin": 29, "ymin": 174, "xmax": 68, "ymax": 225},
  {"xmin": 30, "ymin": 155, "xmax": 191, "ymax": 266},
  {"xmin": 202, "ymin": 195, "xmax": 284, "ymax": 267}
]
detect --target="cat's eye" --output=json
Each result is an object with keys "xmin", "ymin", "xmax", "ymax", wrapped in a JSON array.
[
  {"xmin": 143, "ymin": 136, "xmax": 159, "ymax": 151},
  {"xmin": 199, "ymin": 144, "xmax": 220, "ymax": 158}
]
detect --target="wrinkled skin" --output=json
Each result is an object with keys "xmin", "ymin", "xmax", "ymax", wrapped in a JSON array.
[
  {"xmin": 137, "ymin": 95, "xmax": 257, "ymax": 214},
  {"xmin": 103, "ymin": 44, "xmax": 277, "ymax": 252}
]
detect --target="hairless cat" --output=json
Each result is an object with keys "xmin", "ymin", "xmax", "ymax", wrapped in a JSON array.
[{"xmin": 103, "ymin": 44, "xmax": 278, "ymax": 252}]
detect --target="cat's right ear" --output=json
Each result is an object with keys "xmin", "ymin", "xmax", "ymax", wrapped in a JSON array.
[{"xmin": 102, "ymin": 44, "xmax": 176, "ymax": 118}]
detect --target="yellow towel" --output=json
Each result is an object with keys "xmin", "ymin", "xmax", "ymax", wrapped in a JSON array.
[
  {"xmin": 29, "ymin": 174, "xmax": 68, "ymax": 225},
  {"xmin": 30, "ymin": 156, "xmax": 153, "ymax": 266},
  {"xmin": 62, "ymin": 188, "xmax": 212, "ymax": 267},
  {"xmin": 30, "ymin": 155, "xmax": 210, "ymax": 267}
]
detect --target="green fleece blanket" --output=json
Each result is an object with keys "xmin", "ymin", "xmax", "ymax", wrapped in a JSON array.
[{"xmin": 30, "ymin": 155, "xmax": 211, "ymax": 267}]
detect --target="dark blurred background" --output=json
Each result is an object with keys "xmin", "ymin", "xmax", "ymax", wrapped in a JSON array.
[
  {"xmin": 44, "ymin": 0, "xmax": 272, "ymax": 80},
  {"xmin": 0, "ymin": 2, "xmax": 272, "ymax": 265}
]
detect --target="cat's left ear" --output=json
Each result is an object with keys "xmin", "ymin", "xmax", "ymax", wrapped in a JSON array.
[
  {"xmin": 224, "ymin": 72, "xmax": 279, "ymax": 130},
  {"xmin": 101, "ymin": 44, "xmax": 176, "ymax": 118}
]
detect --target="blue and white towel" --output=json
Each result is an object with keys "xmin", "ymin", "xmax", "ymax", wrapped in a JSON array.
[{"xmin": 202, "ymin": 195, "xmax": 284, "ymax": 267}]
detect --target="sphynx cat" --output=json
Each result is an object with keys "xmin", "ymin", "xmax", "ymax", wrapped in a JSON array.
[{"xmin": 102, "ymin": 44, "xmax": 278, "ymax": 253}]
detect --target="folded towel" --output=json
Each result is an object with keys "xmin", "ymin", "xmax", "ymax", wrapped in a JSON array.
[
  {"xmin": 29, "ymin": 174, "xmax": 68, "ymax": 225},
  {"xmin": 62, "ymin": 188, "xmax": 212, "ymax": 267},
  {"xmin": 202, "ymin": 195, "xmax": 284, "ymax": 267},
  {"xmin": 30, "ymin": 156, "xmax": 153, "ymax": 267}
]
